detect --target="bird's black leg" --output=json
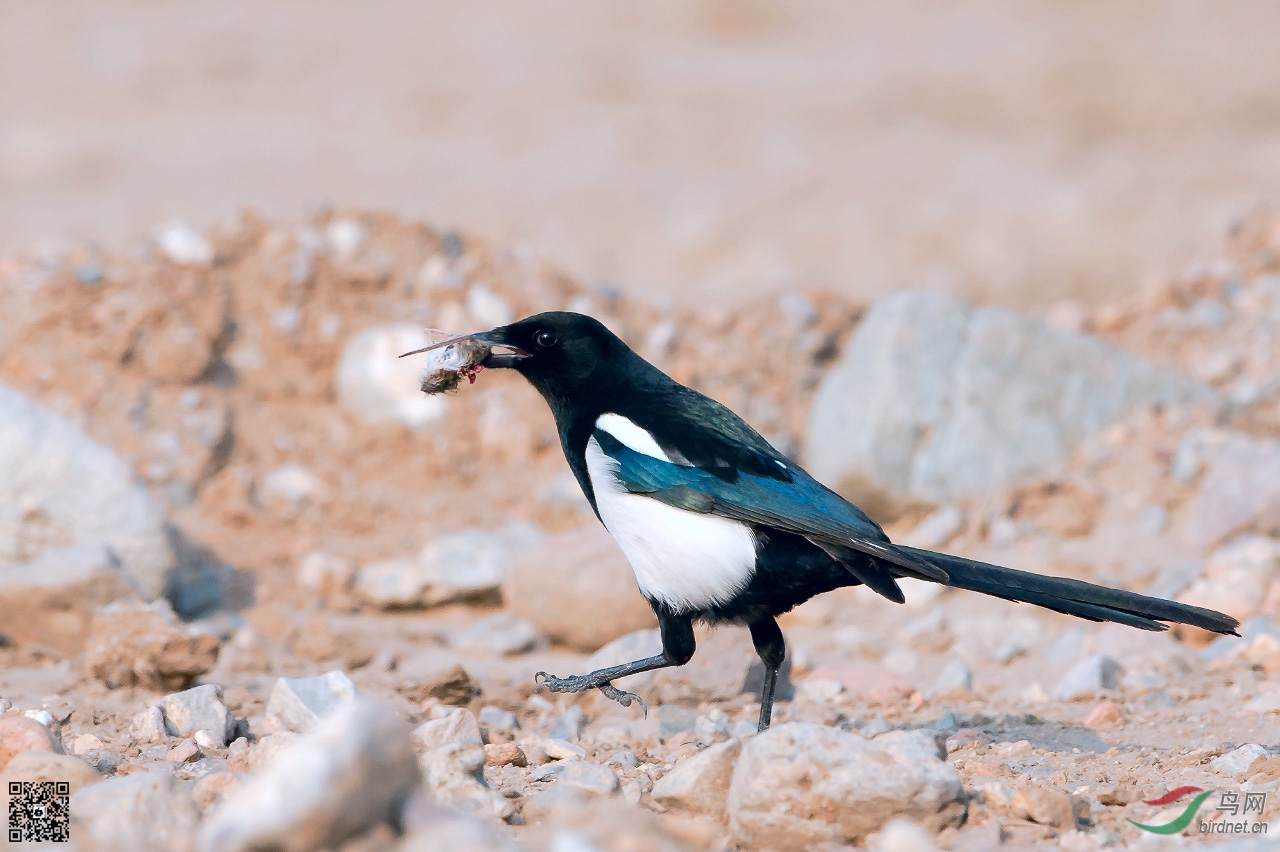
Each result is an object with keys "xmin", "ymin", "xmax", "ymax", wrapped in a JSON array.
[
  {"xmin": 536, "ymin": 612, "xmax": 695, "ymax": 713},
  {"xmin": 749, "ymin": 617, "xmax": 786, "ymax": 732}
]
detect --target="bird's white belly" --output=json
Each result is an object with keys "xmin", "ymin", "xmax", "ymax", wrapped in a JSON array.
[{"xmin": 585, "ymin": 434, "xmax": 757, "ymax": 613}]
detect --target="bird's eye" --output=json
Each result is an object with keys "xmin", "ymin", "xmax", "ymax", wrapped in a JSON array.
[{"xmin": 534, "ymin": 329, "xmax": 558, "ymax": 348}]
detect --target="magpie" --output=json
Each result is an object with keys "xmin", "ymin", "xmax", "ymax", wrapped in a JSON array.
[{"xmin": 425, "ymin": 311, "xmax": 1239, "ymax": 732}]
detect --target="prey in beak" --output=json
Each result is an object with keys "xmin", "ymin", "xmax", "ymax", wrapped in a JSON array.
[{"xmin": 399, "ymin": 328, "xmax": 529, "ymax": 394}]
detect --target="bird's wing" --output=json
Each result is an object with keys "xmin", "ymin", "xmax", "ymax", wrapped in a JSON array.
[{"xmin": 592, "ymin": 430, "xmax": 948, "ymax": 583}]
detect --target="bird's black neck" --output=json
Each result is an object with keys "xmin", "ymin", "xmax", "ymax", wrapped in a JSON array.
[{"xmin": 521, "ymin": 349, "xmax": 676, "ymax": 516}]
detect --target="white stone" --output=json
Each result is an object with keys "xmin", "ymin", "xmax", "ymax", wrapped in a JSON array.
[
  {"xmin": 555, "ymin": 760, "xmax": 620, "ymax": 795},
  {"xmin": 874, "ymin": 819, "xmax": 939, "ymax": 852},
  {"xmin": 131, "ymin": 706, "xmax": 168, "ymax": 743},
  {"xmin": 161, "ymin": 684, "xmax": 236, "ymax": 746},
  {"xmin": 325, "ymin": 219, "xmax": 366, "ymax": 260},
  {"xmin": 1052, "ymin": 655, "xmax": 1122, "ymax": 701},
  {"xmin": 1209, "ymin": 743, "xmax": 1269, "ymax": 777},
  {"xmin": 158, "ymin": 222, "xmax": 214, "ymax": 266},
  {"xmin": 651, "ymin": 739, "xmax": 740, "ymax": 818},
  {"xmin": 258, "ymin": 465, "xmax": 322, "ymax": 512},
  {"xmin": 194, "ymin": 729, "xmax": 222, "ymax": 750},
  {"xmin": 806, "ymin": 292, "xmax": 1214, "ymax": 511},
  {"xmin": 796, "ymin": 678, "xmax": 845, "ymax": 703},
  {"xmin": 0, "ymin": 382, "xmax": 173, "ymax": 598},
  {"xmin": 447, "ymin": 612, "xmax": 540, "ymax": 656},
  {"xmin": 23, "ymin": 709, "xmax": 54, "ymax": 728},
  {"xmin": 728, "ymin": 724, "xmax": 962, "ymax": 848},
  {"xmin": 355, "ymin": 523, "xmax": 539, "ymax": 609},
  {"xmin": 926, "ymin": 660, "xmax": 972, "ymax": 698},
  {"xmin": 199, "ymin": 697, "xmax": 420, "ymax": 852},
  {"xmin": 336, "ymin": 324, "xmax": 449, "ymax": 429},
  {"xmin": 266, "ymin": 671, "xmax": 357, "ymax": 733}
]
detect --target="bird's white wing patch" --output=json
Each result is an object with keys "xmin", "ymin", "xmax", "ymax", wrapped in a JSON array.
[
  {"xmin": 595, "ymin": 413, "xmax": 670, "ymax": 461},
  {"xmin": 585, "ymin": 435, "xmax": 756, "ymax": 613}
]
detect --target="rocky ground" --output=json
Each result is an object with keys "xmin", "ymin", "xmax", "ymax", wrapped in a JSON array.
[{"xmin": 4, "ymin": 211, "xmax": 1280, "ymax": 850}]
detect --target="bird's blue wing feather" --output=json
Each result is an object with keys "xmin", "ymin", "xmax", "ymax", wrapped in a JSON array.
[{"xmin": 593, "ymin": 430, "xmax": 948, "ymax": 582}]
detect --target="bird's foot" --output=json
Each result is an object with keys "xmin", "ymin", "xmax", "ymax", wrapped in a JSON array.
[
  {"xmin": 534, "ymin": 671, "xmax": 594, "ymax": 694},
  {"xmin": 534, "ymin": 671, "xmax": 647, "ymax": 715},
  {"xmin": 598, "ymin": 683, "xmax": 648, "ymax": 716}
]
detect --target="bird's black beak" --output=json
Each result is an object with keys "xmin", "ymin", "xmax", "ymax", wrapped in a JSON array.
[
  {"xmin": 472, "ymin": 328, "xmax": 531, "ymax": 368},
  {"xmin": 397, "ymin": 327, "xmax": 530, "ymax": 368}
]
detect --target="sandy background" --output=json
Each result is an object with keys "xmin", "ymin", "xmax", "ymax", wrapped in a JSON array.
[{"xmin": 6, "ymin": 0, "xmax": 1280, "ymax": 309}]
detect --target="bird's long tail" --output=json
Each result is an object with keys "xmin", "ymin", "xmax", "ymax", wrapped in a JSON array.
[{"xmin": 897, "ymin": 545, "xmax": 1239, "ymax": 636}]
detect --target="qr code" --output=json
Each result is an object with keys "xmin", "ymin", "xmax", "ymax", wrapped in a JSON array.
[{"xmin": 8, "ymin": 781, "xmax": 70, "ymax": 843}]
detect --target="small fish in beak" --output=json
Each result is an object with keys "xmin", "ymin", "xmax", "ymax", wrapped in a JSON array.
[{"xmin": 400, "ymin": 330, "xmax": 493, "ymax": 394}]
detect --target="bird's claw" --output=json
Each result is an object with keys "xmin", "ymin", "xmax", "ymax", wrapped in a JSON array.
[
  {"xmin": 534, "ymin": 672, "xmax": 647, "ymax": 716},
  {"xmin": 534, "ymin": 671, "xmax": 592, "ymax": 694},
  {"xmin": 598, "ymin": 683, "xmax": 648, "ymax": 716}
]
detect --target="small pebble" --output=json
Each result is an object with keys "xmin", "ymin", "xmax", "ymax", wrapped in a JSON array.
[
  {"xmin": 605, "ymin": 751, "xmax": 639, "ymax": 770},
  {"xmin": 23, "ymin": 710, "xmax": 54, "ymax": 728},
  {"xmin": 1083, "ymin": 701, "xmax": 1124, "ymax": 728},
  {"xmin": 483, "ymin": 743, "xmax": 526, "ymax": 767},
  {"xmin": 167, "ymin": 739, "xmax": 200, "ymax": 763}
]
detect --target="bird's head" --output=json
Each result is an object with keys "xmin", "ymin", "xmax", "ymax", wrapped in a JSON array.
[{"xmin": 457, "ymin": 311, "xmax": 635, "ymax": 400}]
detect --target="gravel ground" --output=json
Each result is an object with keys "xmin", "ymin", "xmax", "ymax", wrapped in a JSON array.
[{"xmin": 3, "ymin": 211, "xmax": 1280, "ymax": 850}]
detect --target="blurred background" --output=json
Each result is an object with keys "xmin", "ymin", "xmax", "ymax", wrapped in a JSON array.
[{"xmin": 7, "ymin": 0, "xmax": 1280, "ymax": 309}]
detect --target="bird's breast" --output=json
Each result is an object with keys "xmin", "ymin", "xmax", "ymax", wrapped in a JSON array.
[{"xmin": 584, "ymin": 420, "xmax": 757, "ymax": 614}]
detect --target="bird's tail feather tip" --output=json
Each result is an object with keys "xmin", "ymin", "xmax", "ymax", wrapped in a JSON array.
[{"xmin": 897, "ymin": 545, "xmax": 1239, "ymax": 636}]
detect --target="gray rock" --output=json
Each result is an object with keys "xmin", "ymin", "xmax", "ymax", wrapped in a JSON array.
[
  {"xmin": 658, "ymin": 705, "xmax": 697, "ymax": 741},
  {"xmin": 266, "ymin": 670, "xmax": 357, "ymax": 732},
  {"xmin": 335, "ymin": 324, "xmax": 449, "ymax": 429},
  {"xmin": 0, "ymin": 542, "xmax": 138, "ymax": 655},
  {"xmin": 419, "ymin": 741, "xmax": 513, "ymax": 820},
  {"xmin": 695, "ymin": 709, "xmax": 732, "ymax": 744},
  {"xmin": 399, "ymin": 797, "xmax": 518, "ymax": 852},
  {"xmin": 0, "ymin": 382, "xmax": 173, "ymax": 598},
  {"xmin": 1209, "ymin": 743, "xmax": 1268, "ymax": 777},
  {"xmin": 549, "ymin": 706, "xmax": 587, "ymax": 741},
  {"xmin": 727, "ymin": 723, "xmax": 963, "ymax": 848},
  {"xmin": 71, "ymin": 771, "xmax": 200, "ymax": 852},
  {"xmin": 1186, "ymin": 433, "xmax": 1280, "ymax": 545},
  {"xmin": 926, "ymin": 659, "xmax": 973, "ymax": 698},
  {"xmin": 806, "ymin": 292, "xmax": 1213, "ymax": 513},
  {"xmin": 161, "ymin": 684, "xmax": 235, "ymax": 746},
  {"xmin": 131, "ymin": 706, "xmax": 168, "ymax": 743},
  {"xmin": 412, "ymin": 709, "xmax": 482, "ymax": 751},
  {"xmin": 199, "ymin": 697, "xmax": 420, "ymax": 852},
  {"xmin": 651, "ymin": 739, "xmax": 741, "ymax": 818},
  {"xmin": 355, "ymin": 523, "xmax": 540, "ymax": 609},
  {"xmin": 555, "ymin": 760, "xmax": 620, "ymax": 795},
  {"xmin": 478, "ymin": 707, "xmax": 518, "ymax": 733},
  {"xmin": 503, "ymin": 525, "xmax": 657, "ymax": 652},
  {"xmin": 1051, "ymin": 654, "xmax": 1123, "ymax": 701},
  {"xmin": 447, "ymin": 612, "xmax": 540, "ymax": 657}
]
